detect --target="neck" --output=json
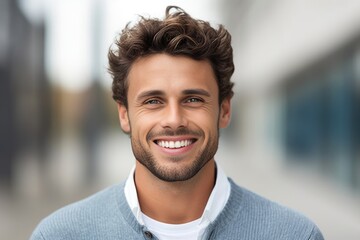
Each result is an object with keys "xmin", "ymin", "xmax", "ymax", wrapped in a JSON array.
[{"xmin": 134, "ymin": 160, "xmax": 216, "ymax": 224}]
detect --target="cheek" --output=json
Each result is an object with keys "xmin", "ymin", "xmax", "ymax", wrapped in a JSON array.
[
  {"xmin": 130, "ymin": 113, "xmax": 158, "ymax": 135},
  {"xmin": 188, "ymin": 110, "xmax": 219, "ymax": 130}
]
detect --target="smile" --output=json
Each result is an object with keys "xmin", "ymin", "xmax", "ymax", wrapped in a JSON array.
[{"xmin": 155, "ymin": 139, "xmax": 195, "ymax": 149}]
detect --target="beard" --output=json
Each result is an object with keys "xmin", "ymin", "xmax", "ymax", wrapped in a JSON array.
[{"xmin": 130, "ymin": 127, "xmax": 219, "ymax": 182}]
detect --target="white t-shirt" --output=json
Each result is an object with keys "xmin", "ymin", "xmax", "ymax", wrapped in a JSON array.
[{"xmin": 142, "ymin": 213, "xmax": 201, "ymax": 240}]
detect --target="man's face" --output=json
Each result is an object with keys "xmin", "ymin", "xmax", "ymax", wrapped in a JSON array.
[{"xmin": 118, "ymin": 54, "xmax": 231, "ymax": 182}]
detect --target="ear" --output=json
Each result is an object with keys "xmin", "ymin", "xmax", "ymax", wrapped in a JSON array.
[
  {"xmin": 117, "ymin": 103, "xmax": 131, "ymax": 133},
  {"xmin": 219, "ymin": 98, "xmax": 231, "ymax": 129}
]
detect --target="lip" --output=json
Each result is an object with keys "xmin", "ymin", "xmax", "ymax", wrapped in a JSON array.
[{"xmin": 153, "ymin": 137, "xmax": 198, "ymax": 156}]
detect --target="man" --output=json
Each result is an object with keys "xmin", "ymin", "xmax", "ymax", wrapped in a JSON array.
[{"xmin": 31, "ymin": 6, "xmax": 324, "ymax": 240}]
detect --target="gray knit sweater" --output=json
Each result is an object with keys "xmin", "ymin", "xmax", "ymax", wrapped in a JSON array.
[{"xmin": 30, "ymin": 179, "xmax": 324, "ymax": 240}]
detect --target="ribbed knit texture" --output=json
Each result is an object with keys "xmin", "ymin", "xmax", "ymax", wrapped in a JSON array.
[{"xmin": 30, "ymin": 179, "xmax": 324, "ymax": 240}]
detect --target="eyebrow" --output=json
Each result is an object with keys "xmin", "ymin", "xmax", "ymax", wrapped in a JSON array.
[
  {"xmin": 182, "ymin": 89, "xmax": 211, "ymax": 97},
  {"xmin": 136, "ymin": 90, "xmax": 165, "ymax": 101}
]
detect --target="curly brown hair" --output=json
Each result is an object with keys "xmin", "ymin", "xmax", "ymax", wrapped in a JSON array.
[{"xmin": 108, "ymin": 6, "xmax": 234, "ymax": 107}]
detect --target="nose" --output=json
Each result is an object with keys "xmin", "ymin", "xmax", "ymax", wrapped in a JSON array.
[{"xmin": 160, "ymin": 101, "xmax": 188, "ymax": 130}]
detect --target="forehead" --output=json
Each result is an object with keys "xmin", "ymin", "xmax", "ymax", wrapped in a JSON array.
[{"xmin": 127, "ymin": 54, "xmax": 218, "ymax": 96}]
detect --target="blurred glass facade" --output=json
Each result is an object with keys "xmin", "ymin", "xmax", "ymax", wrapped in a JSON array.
[{"xmin": 283, "ymin": 45, "xmax": 360, "ymax": 190}]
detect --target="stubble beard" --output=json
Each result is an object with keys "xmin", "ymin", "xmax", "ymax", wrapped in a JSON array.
[{"xmin": 130, "ymin": 128, "xmax": 219, "ymax": 182}]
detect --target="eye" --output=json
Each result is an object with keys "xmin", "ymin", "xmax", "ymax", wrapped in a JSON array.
[
  {"xmin": 185, "ymin": 97, "xmax": 203, "ymax": 103},
  {"xmin": 144, "ymin": 99, "xmax": 162, "ymax": 105}
]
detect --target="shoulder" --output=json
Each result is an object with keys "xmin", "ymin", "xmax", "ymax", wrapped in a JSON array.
[
  {"xmin": 211, "ymin": 179, "xmax": 324, "ymax": 240},
  {"xmin": 30, "ymin": 183, "xmax": 129, "ymax": 240}
]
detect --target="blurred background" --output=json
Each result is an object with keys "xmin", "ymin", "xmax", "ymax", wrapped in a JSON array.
[{"xmin": 1, "ymin": 0, "xmax": 359, "ymax": 239}]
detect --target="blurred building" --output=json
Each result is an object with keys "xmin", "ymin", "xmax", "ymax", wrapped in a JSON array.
[
  {"xmin": 282, "ymin": 43, "xmax": 360, "ymax": 190},
  {"xmin": 0, "ymin": 0, "xmax": 50, "ymax": 188},
  {"xmin": 220, "ymin": 0, "xmax": 360, "ymax": 191}
]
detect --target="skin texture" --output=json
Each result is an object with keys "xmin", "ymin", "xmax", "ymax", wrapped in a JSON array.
[{"xmin": 117, "ymin": 54, "xmax": 231, "ymax": 223}]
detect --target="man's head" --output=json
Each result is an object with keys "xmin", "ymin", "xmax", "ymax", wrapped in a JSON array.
[
  {"xmin": 108, "ymin": 6, "xmax": 234, "ymax": 182},
  {"xmin": 108, "ymin": 6, "xmax": 234, "ymax": 108}
]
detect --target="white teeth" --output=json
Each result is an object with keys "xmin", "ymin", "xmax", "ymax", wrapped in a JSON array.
[{"xmin": 157, "ymin": 140, "xmax": 193, "ymax": 149}]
